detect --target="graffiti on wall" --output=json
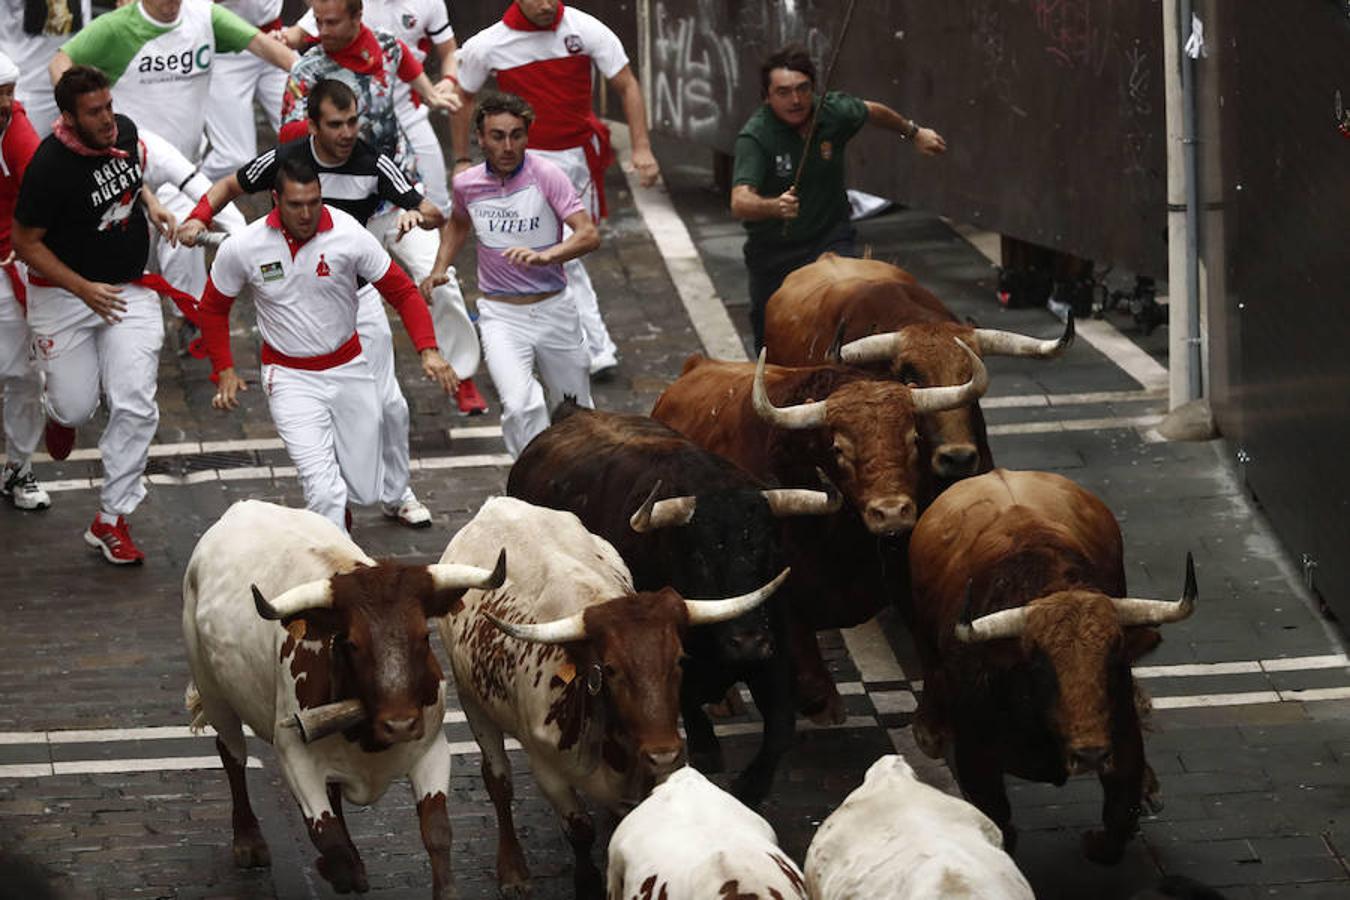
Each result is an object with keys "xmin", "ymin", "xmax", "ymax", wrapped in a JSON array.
[
  {"xmin": 652, "ymin": 0, "xmax": 741, "ymax": 140},
  {"xmin": 1030, "ymin": 0, "xmax": 1112, "ymax": 73}
]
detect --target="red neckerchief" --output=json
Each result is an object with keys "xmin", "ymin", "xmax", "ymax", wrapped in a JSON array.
[
  {"xmin": 328, "ymin": 25, "xmax": 387, "ymax": 84},
  {"xmin": 51, "ymin": 118, "xmax": 128, "ymax": 159},
  {"xmin": 266, "ymin": 206, "xmax": 335, "ymax": 258},
  {"xmin": 503, "ymin": 1, "xmax": 563, "ymax": 31}
]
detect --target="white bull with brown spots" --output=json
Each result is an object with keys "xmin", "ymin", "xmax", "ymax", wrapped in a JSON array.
[
  {"xmin": 182, "ymin": 500, "xmax": 504, "ymax": 900},
  {"xmin": 607, "ymin": 766, "xmax": 807, "ymax": 900},
  {"xmin": 437, "ymin": 497, "xmax": 788, "ymax": 900}
]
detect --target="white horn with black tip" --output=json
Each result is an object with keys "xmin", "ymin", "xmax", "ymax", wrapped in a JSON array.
[
  {"xmin": 630, "ymin": 480, "xmax": 698, "ymax": 532},
  {"xmin": 909, "ymin": 339, "xmax": 989, "ymax": 415},
  {"xmin": 253, "ymin": 579, "xmax": 334, "ymax": 621},
  {"xmin": 486, "ymin": 610, "xmax": 588, "ymax": 645},
  {"xmin": 752, "ymin": 349, "xmax": 827, "ymax": 430},
  {"xmin": 685, "ymin": 567, "xmax": 791, "ymax": 625},
  {"xmin": 427, "ymin": 548, "xmax": 507, "ymax": 592},
  {"xmin": 974, "ymin": 310, "xmax": 1075, "ymax": 358},
  {"xmin": 1112, "ymin": 551, "xmax": 1198, "ymax": 626}
]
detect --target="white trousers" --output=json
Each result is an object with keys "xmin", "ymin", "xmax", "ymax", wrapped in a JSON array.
[
  {"xmin": 366, "ymin": 208, "xmax": 479, "ymax": 379},
  {"xmin": 153, "ymin": 185, "xmax": 208, "ymax": 301},
  {"xmin": 402, "ymin": 110, "xmax": 450, "ymax": 213},
  {"xmin": 16, "ymin": 84, "xmax": 58, "ymax": 141},
  {"xmin": 477, "ymin": 286, "xmax": 593, "ymax": 458},
  {"xmin": 529, "ymin": 145, "xmax": 618, "ymax": 371},
  {"xmin": 201, "ymin": 50, "xmax": 287, "ymax": 183},
  {"xmin": 263, "ymin": 355, "xmax": 383, "ymax": 528},
  {"xmin": 27, "ymin": 283, "xmax": 164, "ymax": 516},
  {"xmin": 355, "ymin": 285, "xmax": 411, "ymax": 506},
  {"xmin": 0, "ymin": 274, "xmax": 43, "ymax": 465}
]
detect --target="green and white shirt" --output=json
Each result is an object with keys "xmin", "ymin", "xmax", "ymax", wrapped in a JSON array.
[{"xmin": 62, "ymin": 0, "xmax": 258, "ymax": 161}]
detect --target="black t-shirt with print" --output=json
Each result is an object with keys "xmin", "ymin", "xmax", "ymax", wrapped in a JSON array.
[
  {"xmin": 15, "ymin": 114, "xmax": 149, "ymax": 285},
  {"xmin": 236, "ymin": 136, "xmax": 424, "ymax": 227}
]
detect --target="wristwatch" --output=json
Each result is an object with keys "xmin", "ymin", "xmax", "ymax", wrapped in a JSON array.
[{"xmin": 901, "ymin": 120, "xmax": 920, "ymax": 141}]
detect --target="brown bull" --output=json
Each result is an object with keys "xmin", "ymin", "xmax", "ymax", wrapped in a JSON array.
[
  {"xmin": 764, "ymin": 254, "xmax": 1072, "ymax": 480},
  {"xmin": 907, "ymin": 469, "xmax": 1196, "ymax": 864},
  {"xmin": 652, "ymin": 350, "xmax": 986, "ymax": 721}
]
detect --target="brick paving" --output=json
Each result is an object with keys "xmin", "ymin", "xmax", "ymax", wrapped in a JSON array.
[{"xmin": 0, "ymin": 137, "xmax": 1347, "ymax": 899}]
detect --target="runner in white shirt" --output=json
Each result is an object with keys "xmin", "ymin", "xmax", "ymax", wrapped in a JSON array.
[
  {"xmin": 200, "ymin": 0, "xmax": 292, "ymax": 183},
  {"xmin": 422, "ymin": 92, "xmax": 598, "ymax": 458},
  {"xmin": 200, "ymin": 155, "xmax": 456, "ymax": 528},
  {"xmin": 288, "ymin": 0, "xmax": 458, "ymax": 211},
  {"xmin": 0, "ymin": 0, "xmax": 91, "ymax": 139},
  {"xmin": 452, "ymin": 0, "xmax": 661, "ymax": 381}
]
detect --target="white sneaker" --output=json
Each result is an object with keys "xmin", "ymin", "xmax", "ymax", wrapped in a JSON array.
[
  {"xmin": 383, "ymin": 494, "xmax": 432, "ymax": 529},
  {"xmin": 2, "ymin": 463, "xmax": 52, "ymax": 511}
]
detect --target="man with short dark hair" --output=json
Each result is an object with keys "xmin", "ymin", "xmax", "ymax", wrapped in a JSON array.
[
  {"xmin": 731, "ymin": 43, "xmax": 947, "ymax": 350},
  {"xmin": 281, "ymin": 0, "xmax": 486, "ymax": 415},
  {"xmin": 198, "ymin": 156, "xmax": 455, "ymax": 529},
  {"xmin": 178, "ymin": 78, "xmax": 448, "ymax": 527},
  {"xmin": 423, "ymin": 91, "xmax": 599, "ymax": 458},
  {"xmin": 12, "ymin": 65, "xmax": 180, "ymax": 563}
]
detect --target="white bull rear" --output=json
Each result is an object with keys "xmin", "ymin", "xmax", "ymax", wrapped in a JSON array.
[
  {"xmin": 607, "ymin": 766, "xmax": 807, "ymax": 899},
  {"xmin": 805, "ymin": 754, "xmax": 1033, "ymax": 899}
]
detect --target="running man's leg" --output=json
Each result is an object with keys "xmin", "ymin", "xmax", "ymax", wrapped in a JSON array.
[
  {"xmin": 26, "ymin": 284, "xmax": 104, "ymax": 430},
  {"xmin": 476, "ymin": 299, "xmax": 548, "ymax": 458},
  {"xmin": 94, "ymin": 285, "xmax": 164, "ymax": 518},
  {"xmin": 404, "ymin": 113, "xmax": 449, "ymax": 213},
  {"xmin": 531, "ymin": 287, "xmax": 593, "ymax": 413},
  {"xmin": 0, "ymin": 277, "xmax": 43, "ymax": 465},
  {"xmin": 353, "ymin": 286, "xmax": 412, "ymax": 507},
  {"xmin": 327, "ymin": 359, "xmax": 385, "ymax": 510},
  {"xmin": 202, "ymin": 52, "xmax": 265, "ymax": 183},
  {"xmin": 264, "ymin": 365, "xmax": 350, "ymax": 529}
]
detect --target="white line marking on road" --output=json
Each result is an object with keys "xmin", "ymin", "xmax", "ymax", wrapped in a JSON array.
[
  {"xmin": 987, "ymin": 414, "xmax": 1162, "ymax": 436},
  {"xmin": 1260, "ymin": 653, "xmax": 1349, "ymax": 672},
  {"xmin": 1135, "ymin": 653, "xmax": 1350, "ymax": 678},
  {"xmin": 981, "ymin": 388, "xmax": 1165, "ymax": 409},
  {"xmin": 840, "ymin": 621, "xmax": 907, "ymax": 682},
  {"xmin": 1152, "ymin": 691, "xmax": 1282, "ymax": 709},
  {"xmin": 614, "ymin": 125, "xmax": 747, "ymax": 363},
  {"xmin": 448, "ymin": 425, "xmax": 504, "ymax": 440},
  {"xmin": 52, "ymin": 756, "xmax": 264, "ymax": 776},
  {"xmin": 0, "ymin": 764, "xmax": 54, "ymax": 777}
]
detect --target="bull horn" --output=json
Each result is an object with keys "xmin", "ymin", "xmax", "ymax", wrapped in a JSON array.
[
  {"xmin": 685, "ymin": 567, "xmax": 791, "ymax": 626},
  {"xmin": 762, "ymin": 488, "xmax": 842, "ymax": 517},
  {"xmin": 486, "ymin": 610, "xmax": 587, "ymax": 645},
  {"xmin": 909, "ymin": 339, "xmax": 989, "ymax": 415},
  {"xmin": 1112, "ymin": 552, "xmax": 1198, "ymax": 626},
  {"xmin": 954, "ymin": 582, "xmax": 1030, "ymax": 642},
  {"xmin": 427, "ymin": 548, "xmax": 507, "ymax": 593},
  {"xmin": 630, "ymin": 480, "xmax": 698, "ymax": 532},
  {"xmin": 826, "ymin": 318, "xmax": 849, "ymax": 363},
  {"xmin": 752, "ymin": 349, "xmax": 827, "ymax": 430},
  {"xmin": 838, "ymin": 331, "xmax": 903, "ymax": 366},
  {"xmin": 253, "ymin": 579, "xmax": 334, "ymax": 621},
  {"xmin": 973, "ymin": 310, "xmax": 1075, "ymax": 358}
]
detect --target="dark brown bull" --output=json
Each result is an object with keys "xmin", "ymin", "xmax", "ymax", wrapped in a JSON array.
[
  {"xmin": 652, "ymin": 350, "xmax": 986, "ymax": 722},
  {"xmin": 508, "ymin": 402, "xmax": 838, "ymax": 803},
  {"xmin": 907, "ymin": 469, "xmax": 1196, "ymax": 864},
  {"xmin": 764, "ymin": 254, "xmax": 1072, "ymax": 481}
]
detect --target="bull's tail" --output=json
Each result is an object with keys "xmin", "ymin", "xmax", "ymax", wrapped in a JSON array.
[{"xmin": 184, "ymin": 681, "xmax": 208, "ymax": 735}]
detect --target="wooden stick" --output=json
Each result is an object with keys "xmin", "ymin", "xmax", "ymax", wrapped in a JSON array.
[{"xmin": 281, "ymin": 699, "xmax": 366, "ymax": 744}]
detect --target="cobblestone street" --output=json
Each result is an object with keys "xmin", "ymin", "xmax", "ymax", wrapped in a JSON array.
[{"xmin": 1, "ymin": 136, "xmax": 1348, "ymax": 899}]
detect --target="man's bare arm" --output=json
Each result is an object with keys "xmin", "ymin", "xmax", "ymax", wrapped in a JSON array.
[
  {"xmin": 419, "ymin": 216, "xmax": 472, "ymax": 300},
  {"xmin": 502, "ymin": 210, "xmax": 599, "ymax": 268},
  {"xmin": 730, "ymin": 184, "xmax": 798, "ymax": 222},
  {"xmin": 12, "ymin": 221, "xmax": 127, "ymax": 323},
  {"xmin": 247, "ymin": 31, "xmax": 297, "ymax": 71},
  {"xmin": 449, "ymin": 88, "xmax": 476, "ymax": 171},
  {"xmin": 863, "ymin": 100, "xmax": 947, "ymax": 156},
  {"xmin": 608, "ymin": 65, "xmax": 659, "ymax": 187},
  {"xmin": 176, "ymin": 174, "xmax": 246, "ymax": 245},
  {"xmin": 49, "ymin": 49, "xmax": 73, "ymax": 86}
]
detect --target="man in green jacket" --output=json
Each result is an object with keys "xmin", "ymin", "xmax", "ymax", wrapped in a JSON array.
[{"xmin": 730, "ymin": 43, "xmax": 947, "ymax": 350}]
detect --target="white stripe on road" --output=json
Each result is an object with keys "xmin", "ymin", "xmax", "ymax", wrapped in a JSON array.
[
  {"xmin": 1135, "ymin": 653, "xmax": 1349, "ymax": 679},
  {"xmin": 986, "ymin": 414, "xmax": 1161, "ymax": 436}
]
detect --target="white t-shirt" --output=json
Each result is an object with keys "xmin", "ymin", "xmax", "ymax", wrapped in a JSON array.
[
  {"xmin": 456, "ymin": 8, "xmax": 627, "ymax": 93},
  {"xmin": 211, "ymin": 205, "xmax": 393, "ymax": 357},
  {"xmin": 0, "ymin": 0, "xmax": 93, "ymax": 114},
  {"xmin": 218, "ymin": 0, "xmax": 283, "ymax": 29}
]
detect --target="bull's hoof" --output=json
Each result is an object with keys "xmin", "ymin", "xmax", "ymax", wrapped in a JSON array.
[
  {"xmin": 317, "ymin": 852, "xmax": 370, "ymax": 893},
  {"xmin": 911, "ymin": 718, "xmax": 947, "ymax": 759},
  {"xmin": 497, "ymin": 884, "xmax": 530, "ymax": 900},
  {"xmin": 1082, "ymin": 829, "xmax": 1127, "ymax": 865},
  {"xmin": 801, "ymin": 692, "xmax": 846, "ymax": 727},
  {"xmin": 231, "ymin": 833, "xmax": 271, "ymax": 868},
  {"xmin": 432, "ymin": 882, "xmax": 459, "ymax": 900},
  {"xmin": 574, "ymin": 864, "xmax": 604, "ymax": 900},
  {"xmin": 1142, "ymin": 763, "xmax": 1164, "ymax": 814}
]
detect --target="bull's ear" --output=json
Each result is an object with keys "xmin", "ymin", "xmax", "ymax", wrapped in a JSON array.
[
  {"xmin": 827, "ymin": 318, "xmax": 848, "ymax": 363},
  {"xmin": 423, "ymin": 587, "xmax": 467, "ymax": 619},
  {"xmin": 1122, "ymin": 626, "xmax": 1162, "ymax": 662}
]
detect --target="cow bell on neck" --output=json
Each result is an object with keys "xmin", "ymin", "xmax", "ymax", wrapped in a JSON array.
[{"xmin": 586, "ymin": 663, "xmax": 604, "ymax": 696}]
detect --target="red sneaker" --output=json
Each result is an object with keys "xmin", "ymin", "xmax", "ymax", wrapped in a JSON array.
[
  {"xmin": 45, "ymin": 420, "xmax": 76, "ymax": 461},
  {"xmin": 455, "ymin": 378, "xmax": 488, "ymax": 416},
  {"xmin": 84, "ymin": 515, "xmax": 146, "ymax": 565}
]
